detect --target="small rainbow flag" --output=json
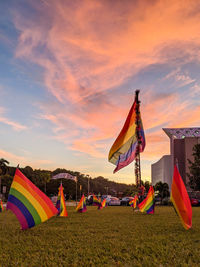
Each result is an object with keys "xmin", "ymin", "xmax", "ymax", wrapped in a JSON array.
[
  {"xmin": 92, "ymin": 194, "xmax": 101, "ymax": 208},
  {"xmin": 56, "ymin": 183, "xmax": 68, "ymax": 217},
  {"xmin": 7, "ymin": 168, "xmax": 58, "ymax": 230},
  {"xmin": 76, "ymin": 194, "xmax": 87, "ymax": 213},
  {"xmin": 0, "ymin": 200, "xmax": 4, "ymax": 212},
  {"xmin": 130, "ymin": 195, "xmax": 138, "ymax": 208},
  {"xmin": 171, "ymin": 165, "xmax": 192, "ymax": 230},
  {"xmin": 138, "ymin": 186, "xmax": 155, "ymax": 214},
  {"xmin": 101, "ymin": 198, "xmax": 107, "ymax": 208}
]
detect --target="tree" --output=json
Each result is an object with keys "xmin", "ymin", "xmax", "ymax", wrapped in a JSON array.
[
  {"xmin": 154, "ymin": 181, "xmax": 169, "ymax": 204},
  {"xmin": 0, "ymin": 158, "xmax": 9, "ymax": 195},
  {"xmin": 187, "ymin": 144, "xmax": 200, "ymax": 190}
]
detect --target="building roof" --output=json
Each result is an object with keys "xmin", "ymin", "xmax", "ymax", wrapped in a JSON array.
[{"xmin": 163, "ymin": 128, "xmax": 200, "ymax": 139}]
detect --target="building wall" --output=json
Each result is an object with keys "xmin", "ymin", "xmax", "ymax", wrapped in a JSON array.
[
  {"xmin": 184, "ymin": 137, "xmax": 200, "ymax": 186},
  {"xmin": 173, "ymin": 139, "xmax": 186, "ymax": 183},
  {"xmin": 151, "ymin": 155, "xmax": 172, "ymax": 189}
]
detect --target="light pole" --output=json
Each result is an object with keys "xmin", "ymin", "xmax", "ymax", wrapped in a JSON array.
[
  {"xmin": 105, "ymin": 186, "xmax": 108, "ymax": 195},
  {"xmin": 86, "ymin": 175, "xmax": 90, "ymax": 196}
]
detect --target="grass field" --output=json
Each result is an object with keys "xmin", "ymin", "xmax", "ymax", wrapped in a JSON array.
[{"xmin": 0, "ymin": 206, "xmax": 200, "ymax": 266}]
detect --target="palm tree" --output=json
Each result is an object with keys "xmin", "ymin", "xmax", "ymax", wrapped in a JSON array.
[
  {"xmin": 0, "ymin": 158, "xmax": 9, "ymax": 195},
  {"xmin": 154, "ymin": 181, "xmax": 169, "ymax": 204}
]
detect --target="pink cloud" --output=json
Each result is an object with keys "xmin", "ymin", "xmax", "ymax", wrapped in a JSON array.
[
  {"xmin": 0, "ymin": 107, "xmax": 27, "ymax": 131},
  {"xmin": 12, "ymin": 0, "xmax": 200, "ymax": 162}
]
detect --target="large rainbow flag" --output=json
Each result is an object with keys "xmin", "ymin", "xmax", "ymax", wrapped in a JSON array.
[
  {"xmin": 76, "ymin": 194, "xmax": 87, "ymax": 213},
  {"xmin": 108, "ymin": 98, "xmax": 145, "ymax": 173},
  {"xmin": 56, "ymin": 183, "xmax": 68, "ymax": 217},
  {"xmin": 7, "ymin": 168, "xmax": 58, "ymax": 230},
  {"xmin": 138, "ymin": 186, "xmax": 155, "ymax": 214},
  {"xmin": 170, "ymin": 165, "xmax": 192, "ymax": 230},
  {"xmin": 0, "ymin": 200, "xmax": 4, "ymax": 212}
]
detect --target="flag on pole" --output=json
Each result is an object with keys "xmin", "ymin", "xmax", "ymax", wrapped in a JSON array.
[
  {"xmin": 76, "ymin": 194, "xmax": 87, "ymax": 213},
  {"xmin": 56, "ymin": 183, "xmax": 68, "ymax": 217},
  {"xmin": 92, "ymin": 194, "xmax": 101, "ymax": 209},
  {"xmin": 108, "ymin": 98, "xmax": 145, "ymax": 173},
  {"xmin": 0, "ymin": 200, "xmax": 4, "ymax": 212},
  {"xmin": 138, "ymin": 186, "xmax": 155, "ymax": 214},
  {"xmin": 130, "ymin": 195, "xmax": 138, "ymax": 208},
  {"xmin": 101, "ymin": 198, "xmax": 107, "ymax": 208},
  {"xmin": 7, "ymin": 168, "xmax": 58, "ymax": 230},
  {"xmin": 170, "ymin": 165, "xmax": 192, "ymax": 230}
]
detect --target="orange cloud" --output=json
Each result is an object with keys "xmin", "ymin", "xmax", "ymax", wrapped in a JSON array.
[
  {"xmin": 11, "ymin": 0, "xmax": 200, "ymax": 171},
  {"xmin": 0, "ymin": 107, "xmax": 27, "ymax": 131}
]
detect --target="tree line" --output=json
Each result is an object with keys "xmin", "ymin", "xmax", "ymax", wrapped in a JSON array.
[{"xmin": 3, "ymin": 139, "xmax": 200, "ymax": 202}]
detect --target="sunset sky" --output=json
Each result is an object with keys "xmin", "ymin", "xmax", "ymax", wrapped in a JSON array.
[{"xmin": 0, "ymin": 0, "xmax": 200, "ymax": 184}]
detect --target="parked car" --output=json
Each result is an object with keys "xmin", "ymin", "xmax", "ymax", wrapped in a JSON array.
[
  {"xmin": 120, "ymin": 197, "xmax": 134, "ymax": 206},
  {"xmin": 188, "ymin": 191, "xmax": 200, "ymax": 206},
  {"xmin": 86, "ymin": 195, "xmax": 101, "ymax": 205},
  {"xmin": 107, "ymin": 197, "xmax": 121, "ymax": 206},
  {"xmin": 190, "ymin": 198, "xmax": 199, "ymax": 206}
]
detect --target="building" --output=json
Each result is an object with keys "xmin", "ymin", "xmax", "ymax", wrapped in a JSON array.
[
  {"xmin": 151, "ymin": 155, "xmax": 172, "ymax": 188},
  {"xmin": 151, "ymin": 128, "xmax": 200, "ymax": 190}
]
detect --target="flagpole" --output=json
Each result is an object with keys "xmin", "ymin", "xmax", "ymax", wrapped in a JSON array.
[{"xmin": 135, "ymin": 90, "xmax": 142, "ymax": 187}]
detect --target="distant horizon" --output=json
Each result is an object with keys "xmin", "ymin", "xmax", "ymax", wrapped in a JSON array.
[{"xmin": 1, "ymin": 1, "xmax": 200, "ymax": 184}]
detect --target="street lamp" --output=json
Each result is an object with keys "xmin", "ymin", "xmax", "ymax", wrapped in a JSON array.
[
  {"xmin": 86, "ymin": 175, "xmax": 90, "ymax": 196},
  {"xmin": 105, "ymin": 186, "xmax": 108, "ymax": 195}
]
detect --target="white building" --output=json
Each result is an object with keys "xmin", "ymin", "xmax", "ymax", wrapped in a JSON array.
[{"xmin": 151, "ymin": 155, "xmax": 172, "ymax": 188}]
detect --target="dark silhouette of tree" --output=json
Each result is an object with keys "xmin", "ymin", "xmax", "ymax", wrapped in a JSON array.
[
  {"xmin": 187, "ymin": 144, "xmax": 200, "ymax": 190},
  {"xmin": 0, "ymin": 158, "xmax": 9, "ymax": 195},
  {"xmin": 154, "ymin": 181, "xmax": 169, "ymax": 204}
]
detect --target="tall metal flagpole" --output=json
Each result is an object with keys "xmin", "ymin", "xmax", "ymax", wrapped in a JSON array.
[{"xmin": 135, "ymin": 90, "xmax": 142, "ymax": 187}]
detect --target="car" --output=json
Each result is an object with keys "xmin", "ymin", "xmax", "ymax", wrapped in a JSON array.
[
  {"xmin": 107, "ymin": 197, "xmax": 121, "ymax": 206},
  {"xmin": 120, "ymin": 197, "xmax": 134, "ymax": 206},
  {"xmin": 188, "ymin": 191, "xmax": 200, "ymax": 206},
  {"xmin": 86, "ymin": 195, "xmax": 101, "ymax": 205},
  {"xmin": 190, "ymin": 198, "xmax": 199, "ymax": 206}
]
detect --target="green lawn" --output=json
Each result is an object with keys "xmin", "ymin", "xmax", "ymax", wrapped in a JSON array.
[{"xmin": 0, "ymin": 206, "xmax": 200, "ymax": 266}]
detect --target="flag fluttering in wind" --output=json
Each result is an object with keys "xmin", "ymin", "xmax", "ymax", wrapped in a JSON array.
[
  {"xmin": 108, "ymin": 98, "xmax": 145, "ymax": 173},
  {"xmin": 7, "ymin": 168, "xmax": 58, "ymax": 230},
  {"xmin": 92, "ymin": 194, "xmax": 101, "ymax": 209},
  {"xmin": 0, "ymin": 200, "xmax": 4, "ymax": 212},
  {"xmin": 130, "ymin": 195, "xmax": 138, "ymax": 209},
  {"xmin": 170, "ymin": 165, "xmax": 192, "ymax": 230},
  {"xmin": 56, "ymin": 183, "xmax": 68, "ymax": 217},
  {"xmin": 101, "ymin": 198, "xmax": 107, "ymax": 208},
  {"xmin": 76, "ymin": 194, "xmax": 87, "ymax": 213},
  {"xmin": 138, "ymin": 186, "xmax": 155, "ymax": 214}
]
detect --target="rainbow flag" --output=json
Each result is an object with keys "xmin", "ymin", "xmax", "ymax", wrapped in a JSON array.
[
  {"xmin": 130, "ymin": 195, "xmax": 138, "ymax": 208},
  {"xmin": 170, "ymin": 165, "xmax": 192, "ymax": 230},
  {"xmin": 101, "ymin": 198, "xmax": 107, "ymax": 208},
  {"xmin": 138, "ymin": 186, "xmax": 155, "ymax": 214},
  {"xmin": 56, "ymin": 184, "xmax": 68, "ymax": 217},
  {"xmin": 0, "ymin": 200, "xmax": 4, "ymax": 212},
  {"xmin": 76, "ymin": 194, "xmax": 87, "ymax": 213},
  {"xmin": 98, "ymin": 198, "xmax": 107, "ymax": 210},
  {"xmin": 92, "ymin": 194, "xmax": 101, "ymax": 208},
  {"xmin": 7, "ymin": 168, "xmax": 58, "ymax": 230},
  {"xmin": 108, "ymin": 98, "xmax": 145, "ymax": 173}
]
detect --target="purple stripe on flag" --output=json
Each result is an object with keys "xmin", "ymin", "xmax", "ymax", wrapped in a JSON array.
[
  {"xmin": 7, "ymin": 202, "xmax": 28, "ymax": 230},
  {"xmin": 114, "ymin": 141, "xmax": 138, "ymax": 173}
]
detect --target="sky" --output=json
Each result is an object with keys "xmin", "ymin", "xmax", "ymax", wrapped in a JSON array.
[{"xmin": 0, "ymin": 0, "xmax": 200, "ymax": 184}]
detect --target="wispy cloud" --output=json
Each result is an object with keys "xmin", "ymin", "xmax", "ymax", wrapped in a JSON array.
[
  {"xmin": 0, "ymin": 107, "xmax": 27, "ymax": 131},
  {"xmin": 8, "ymin": 0, "xmax": 200, "ymax": 166}
]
